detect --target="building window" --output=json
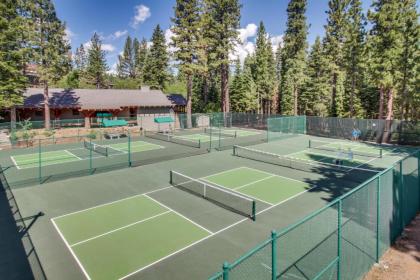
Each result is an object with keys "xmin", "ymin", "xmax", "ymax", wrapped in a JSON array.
[
  {"xmin": 35, "ymin": 111, "xmax": 43, "ymax": 117},
  {"xmin": 129, "ymin": 108, "xmax": 136, "ymax": 118},
  {"xmin": 72, "ymin": 109, "xmax": 80, "ymax": 116}
]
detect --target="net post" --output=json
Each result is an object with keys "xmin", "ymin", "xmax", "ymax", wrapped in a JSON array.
[
  {"xmin": 169, "ymin": 170, "xmax": 173, "ymax": 185},
  {"xmin": 252, "ymin": 201, "xmax": 256, "ymax": 221},
  {"xmin": 128, "ymin": 132, "xmax": 132, "ymax": 167},
  {"xmin": 379, "ymin": 149, "xmax": 383, "ymax": 158},
  {"xmin": 218, "ymin": 125, "xmax": 221, "ymax": 149},
  {"xmin": 337, "ymin": 200, "xmax": 342, "ymax": 280},
  {"xmin": 89, "ymin": 138, "xmax": 93, "ymax": 174},
  {"xmin": 198, "ymin": 139, "xmax": 201, "ymax": 149},
  {"xmin": 38, "ymin": 139, "xmax": 42, "ymax": 184},
  {"xmin": 271, "ymin": 230, "xmax": 277, "ymax": 280},
  {"xmin": 308, "ymin": 139, "xmax": 311, "ymax": 148},
  {"xmin": 376, "ymin": 175, "xmax": 381, "ymax": 262},
  {"xmin": 222, "ymin": 262, "xmax": 230, "ymax": 280}
]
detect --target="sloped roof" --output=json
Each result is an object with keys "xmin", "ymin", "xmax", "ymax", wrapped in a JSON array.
[{"xmin": 22, "ymin": 88, "xmax": 174, "ymax": 110}]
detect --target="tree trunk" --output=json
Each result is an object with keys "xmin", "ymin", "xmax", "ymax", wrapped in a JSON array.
[
  {"xmin": 186, "ymin": 74, "xmax": 193, "ymax": 129},
  {"xmin": 331, "ymin": 73, "xmax": 337, "ymax": 117},
  {"xmin": 203, "ymin": 75, "xmax": 208, "ymax": 104},
  {"xmin": 293, "ymin": 86, "xmax": 298, "ymax": 116},
  {"xmin": 44, "ymin": 82, "xmax": 51, "ymax": 129},
  {"xmin": 378, "ymin": 86, "xmax": 384, "ymax": 119},
  {"xmin": 10, "ymin": 106, "xmax": 16, "ymax": 130},
  {"xmin": 221, "ymin": 63, "xmax": 230, "ymax": 113},
  {"xmin": 385, "ymin": 88, "xmax": 393, "ymax": 120}
]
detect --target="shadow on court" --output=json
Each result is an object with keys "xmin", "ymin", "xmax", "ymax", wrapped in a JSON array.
[{"xmin": 0, "ymin": 167, "xmax": 46, "ymax": 280}]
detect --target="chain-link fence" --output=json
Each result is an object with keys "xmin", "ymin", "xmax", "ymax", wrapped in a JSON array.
[{"xmin": 210, "ymin": 150, "xmax": 420, "ymax": 280}]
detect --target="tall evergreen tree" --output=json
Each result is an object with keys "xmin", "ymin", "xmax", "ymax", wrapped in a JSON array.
[
  {"xmin": 204, "ymin": 0, "xmax": 241, "ymax": 113},
  {"xmin": 28, "ymin": 0, "xmax": 71, "ymax": 129},
  {"xmin": 302, "ymin": 37, "xmax": 330, "ymax": 116},
  {"xmin": 323, "ymin": 0, "xmax": 348, "ymax": 117},
  {"xmin": 280, "ymin": 0, "xmax": 308, "ymax": 115},
  {"xmin": 368, "ymin": 0, "xmax": 403, "ymax": 120},
  {"xmin": 86, "ymin": 33, "xmax": 109, "ymax": 89},
  {"xmin": 343, "ymin": 0, "xmax": 365, "ymax": 117},
  {"xmin": 135, "ymin": 38, "xmax": 149, "ymax": 83},
  {"xmin": 143, "ymin": 25, "xmax": 169, "ymax": 90},
  {"xmin": 117, "ymin": 36, "xmax": 135, "ymax": 78},
  {"xmin": 133, "ymin": 38, "xmax": 140, "ymax": 78},
  {"xmin": 0, "ymin": 0, "xmax": 26, "ymax": 109},
  {"xmin": 254, "ymin": 22, "xmax": 276, "ymax": 114},
  {"xmin": 74, "ymin": 44, "xmax": 88, "ymax": 72},
  {"xmin": 398, "ymin": 0, "xmax": 419, "ymax": 120},
  {"xmin": 171, "ymin": 0, "xmax": 201, "ymax": 128},
  {"xmin": 230, "ymin": 56, "xmax": 257, "ymax": 112}
]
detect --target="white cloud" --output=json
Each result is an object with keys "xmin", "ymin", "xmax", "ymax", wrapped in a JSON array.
[
  {"xmin": 113, "ymin": 30, "xmax": 128, "ymax": 39},
  {"xmin": 64, "ymin": 28, "xmax": 75, "ymax": 43},
  {"xmin": 83, "ymin": 41, "xmax": 115, "ymax": 52},
  {"xmin": 271, "ymin": 35, "xmax": 283, "ymax": 52},
  {"xmin": 131, "ymin": 5, "xmax": 151, "ymax": 28},
  {"xmin": 238, "ymin": 23, "xmax": 258, "ymax": 43},
  {"xmin": 230, "ymin": 23, "xmax": 283, "ymax": 64},
  {"xmin": 102, "ymin": 44, "xmax": 115, "ymax": 52},
  {"xmin": 164, "ymin": 28, "xmax": 177, "ymax": 53},
  {"xmin": 107, "ymin": 63, "xmax": 118, "ymax": 75}
]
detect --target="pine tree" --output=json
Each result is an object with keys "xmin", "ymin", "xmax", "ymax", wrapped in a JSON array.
[
  {"xmin": 143, "ymin": 25, "xmax": 169, "ymax": 90},
  {"xmin": 171, "ymin": 0, "xmax": 201, "ymax": 128},
  {"xmin": 74, "ymin": 44, "xmax": 88, "ymax": 72},
  {"xmin": 135, "ymin": 38, "xmax": 149, "ymax": 83},
  {"xmin": 204, "ymin": 0, "xmax": 241, "ymax": 113},
  {"xmin": 302, "ymin": 37, "xmax": 330, "ymax": 116},
  {"xmin": 280, "ymin": 0, "xmax": 308, "ymax": 115},
  {"xmin": 86, "ymin": 33, "xmax": 109, "ymax": 89},
  {"xmin": 133, "ymin": 38, "xmax": 140, "ymax": 78},
  {"xmin": 0, "ymin": 0, "xmax": 26, "ymax": 109},
  {"xmin": 343, "ymin": 0, "xmax": 365, "ymax": 117},
  {"xmin": 398, "ymin": 0, "xmax": 419, "ymax": 120},
  {"xmin": 323, "ymin": 0, "xmax": 348, "ymax": 117},
  {"xmin": 368, "ymin": 0, "xmax": 403, "ymax": 120},
  {"xmin": 230, "ymin": 56, "xmax": 257, "ymax": 112},
  {"xmin": 254, "ymin": 22, "xmax": 276, "ymax": 114},
  {"xmin": 117, "ymin": 36, "xmax": 136, "ymax": 78},
  {"xmin": 275, "ymin": 44, "xmax": 283, "ymax": 112},
  {"xmin": 28, "ymin": 0, "xmax": 71, "ymax": 129}
]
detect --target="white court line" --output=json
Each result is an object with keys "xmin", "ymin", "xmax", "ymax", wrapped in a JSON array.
[
  {"xmin": 64, "ymin": 149, "xmax": 82, "ymax": 160},
  {"xmin": 70, "ymin": 210, "xmax": 171, "ymax": 247},
  {"xmin": 201, "ymin": 166, "xmax": 252, "ymax": 180},
  {"xmin": 53, "ymin": 185, "xmax": 172, "ymax": 220},
  {"xmin": 120, "ymin": 172, "xmax": 323, "ymax": 279},
  {"xmin": 233, "ymin": 176, "xmax": 277, "ymax": 191},
  {"xmin": 240, "ymin": 166, "xmax": 311, "ymax": 185},
  {"xmin": 143, "ymin": 194, "xmax": 214, "ymax": 235},
  {"xmin": 10, "ymin": 156, "xmax": 20, "ymax": 170},
  {"xmin": 51, "ymin": 219, "xmax": 92, "ymax": 280}
]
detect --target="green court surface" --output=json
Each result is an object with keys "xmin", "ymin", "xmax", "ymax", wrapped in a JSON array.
[
  {"xmin": 310, "ymin": 139, "xmax": 386, "ymax": 155},
  {"xmin": 202, "ymin": 167, "xmax": 311, "ymax": 205},
  {"xmin": 174, "ymin": 133, "xmax": 214, "ymax": 143},
  {"xmin": 11, "ymin": 140, "xmax": 164, "ymax": 169},
  {"xmin": 208, "ymin": 127, "xmax": 261, "ymax": 137},
  {"xmin": 52, "ymin": 195, "xmax": 211, "ymax": 280},
  {"xmin": 290, "ymin": 150, "xmax": 370, "ymax": 168},
  {"xmin": 11, "ymin": 150, "xmax": 81, "ymax": 169},
  {"xmin": 107, "ymin": 140, "xmax": 164, "ymax": 153}
]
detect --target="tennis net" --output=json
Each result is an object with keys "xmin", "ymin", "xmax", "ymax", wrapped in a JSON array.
[
  {"xmin": 233, "ymin": 145, "xmax": 381, "ymax": 184},
  {"xmin": 204, "ymin": 127, "xmax": 237, "ymax": 138},
  {"xmin": 170, "ymin": 170, "xmax": 256, "ymax": 220},
  {"xmin": 83, "ymin": 140, "xmax": 108, "ymax": 157},
  {"xmin": 145, "ymin": 131, "xmax": 201, "ymax": 148},
  {"xmin": 309, "ymin": 139, "xmax": 383, "ymax": 158}
]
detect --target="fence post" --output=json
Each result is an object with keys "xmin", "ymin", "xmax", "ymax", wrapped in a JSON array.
[
  {"xmin": 418, "ymin": 151, "xmax": 420, "ymax": 206},
  {"xmin": 89, "ymin": 138, "xmax": 93, "ymax": 174},
  {"xmin": 271, "ymin": 230, "xmax": 277, "ymax": 280},
  {"xmin": 376, "ymin": 175, "xmax": 381, "ymax": 262},
  {"xmin": 399, "ymin": 160, "xmax": 404, "ymax": 229},
  {"xmin": 128, "ymin": 132, "xmax": 132, "ymax": 167},
  {"xmin": 222, "ymin": 262, "xmax": 230, "ymax": 280},
  {"xmin": 337, "ymin": 200, "xmax": 342, "ymax": 280},
  {"xmin": 38, "ymin": 139, "xmax": 42, "ymax": 184}
]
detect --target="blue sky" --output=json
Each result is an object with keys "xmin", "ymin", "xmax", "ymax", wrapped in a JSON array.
[{"xmin": 55, "ymin": 0, "xmax": 373, "ymax": 73}]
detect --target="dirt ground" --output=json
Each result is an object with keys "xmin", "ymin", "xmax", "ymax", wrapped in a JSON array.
[{"xmin": 364, "ymin": 213, "xmax": 420, "ymax": 280}]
